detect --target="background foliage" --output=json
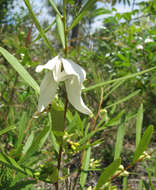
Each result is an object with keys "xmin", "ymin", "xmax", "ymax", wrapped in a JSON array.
[{"xmin": 0, "ymin": 0, "xmax": 156, "ymax": 189}]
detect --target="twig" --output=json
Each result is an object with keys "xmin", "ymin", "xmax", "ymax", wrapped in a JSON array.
[
  {"xmin": 91, "ymin": 88, "xmax": 104, "ymax": 131},
  {"xmin": 110, "ymin": 149, "xmax": 156, "ymax": 181},
  {"xmin": 24, "ymin": 111, "xmax": 38, "ymax": 134}
]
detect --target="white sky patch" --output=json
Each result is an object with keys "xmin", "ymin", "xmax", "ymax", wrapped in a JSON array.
[{"xmin": 8, "ymin": 0, "xmax": 148, "ymax": 35}]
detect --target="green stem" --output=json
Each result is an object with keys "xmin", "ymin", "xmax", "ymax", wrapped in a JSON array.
[
  {"xmin": 55, "ymin": 3, "xmax": 68, "ymax": 189},
  {"xmin": 63, "ymin": 0, "xmax": 68, "ymax": 56}
]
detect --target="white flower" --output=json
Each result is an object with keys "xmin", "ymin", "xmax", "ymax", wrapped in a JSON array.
[
  {"xmin": 36, "ymin": 56, "xmax": 92, "ymax": 115},
  {"xmin": 144, "ymin": 38, "xmax": 154, "ymax": 43},
  {"xmin": 136, "ymin": 45, "xmax": 143, "ymax": 50},
  {"xmin": 105, "ymin": 53, "xmax": 110, "ymax": 57}
]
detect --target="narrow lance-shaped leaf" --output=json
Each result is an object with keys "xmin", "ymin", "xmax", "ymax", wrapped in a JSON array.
[
  {"xmin": 32, "ymin": 19, "xmax": 56, "ymax": 43},
  {"xmin": 105, "ymin": 90, "xmax": 140, "ymax": 109},
  {"xmin": 96, "ymin": 159, "xmax": 121, "ymax": 190},
  {"xmin": 136, "ymin": 104, "xmax": 143, "ymax": 148},
  {"xmin": 19, "ymin": 124, "xmax": 51, "ymax": 164},
  {"xmin": 48, "ymin": 0, "xmax": 62, "ymax": 17},
  {"xmin": 0, "ymin": 152, "xmax": 33, "ymax": 176},
  {"xmin": 83, "ymin": 66, "xmax": 156, "ymax": 92},
  {"xmin": 50, "ymin": 102, "xmax": 64, "ymax": 145},
  {"xmin": 114, "ymin": 123, "xmax": 126, "ymax": 160},
  {"xmin": 68, "ymin": 0, "xmax": 97, "ymax": 31},
  {"xmin": 48, "ymin": 113, "xmax": 59, "ymax": 154},
  {"xmin": 0, "ymin": 125, "xmax": 16, "ymax": 136},
  {"xmin": 103, "ymin": 80, "xmax": 125, "ymax": 101},
  {"xmin": 122, "ymin": 177, "xmax": 128, "ymax": 190},
  {"xmin": 24, "ymin": 0, "xmax": 56, "ymax": 55},
  {"xmin": 80, "ymin": 147, "xmax": 91, "ymax": 189},
  {"xmin": 16, "ymin": 112, "xmax": 28, "ymax": 149},
  {"xmin": 0, "ymin": 47, "xmax": 40, "ymax": 94},
  {"xmin": 56, "ymin": 14, "xmax": 65, "ymax": 49},
  {"xmin": 133, "ymin": 125, "xmax": 154, "ymax": 163}
]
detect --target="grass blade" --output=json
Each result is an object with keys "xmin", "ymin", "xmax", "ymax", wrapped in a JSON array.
[{"xmin": 0, "ymin": 47, "xmax": 40, "ymax": 94}]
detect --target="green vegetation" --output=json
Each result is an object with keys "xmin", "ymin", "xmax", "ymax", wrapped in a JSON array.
[{"xmin": 0, "ymin": 0, "xmax": 156, "ymax": 189}]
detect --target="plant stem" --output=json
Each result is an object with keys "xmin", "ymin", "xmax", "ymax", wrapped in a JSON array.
[
  {"xmin": 55, "ymin": 93, "xmax": 68, "ymax": 190},
  {"xmin": 73, "ymin": 89, "xmax": 104, "ymax": 189}
]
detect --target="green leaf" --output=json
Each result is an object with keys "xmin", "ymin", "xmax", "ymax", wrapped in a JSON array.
[
  {"xmin": 32, "ymin": 19, "xmax": 56, "ymax": 43},
  {"xmin": 136, "ymin": 104, "xmax": 143, "ymax": 148},
  {"xmin": 133, "ymin": 125, "xmax": 154, "ymax": 163},
  {"xmin": 138, "ymin": 179, "xmax": 143, "ymax": 190},
  {"xmin": 105, "ymin": 90, "xmax": 140, "ymax": 109},
  {"xmin": 114, "ymin": 123, "xmax": 126, "ymax": 160},
  {"xmin": 122, "ymin": 177, "xmax": 128, "ymax": 190},
  {"xmin": 48, "ymin": 0, "xmax": 62, "ymax": 17},
  {"xmin": 0, "ymin": 152, "xmax": 33, "ymax": 176},
  {"xmin": 96, "ymin": 159, "xmax": 121, "ymax": 189},
  {"xmin": 24, "ymin": 0, "xmax": 56, "ymax": 55},
  {"xmin": 19, "ymin": 125, "xmax": 51, "ymax": 164},
  {"xmin": 56, "ymin": 14, "xmax": 65, "ymax": 49},
  {"xmin": 51, "ymin": 102, "xmax": 64, "ymax": 144},
  {"xmin": 48, "ymin": 113, "xmax": 59, "ymax": 154},
  {"xmin": 106, "ymin": 109, "xmax": 125, "ymax": 127},
  {"xmin": 0, "ymin": 125, "xmax": 16, "ymax": 136},
  {"xmin": 90, "ymin": 8, "xmax": 112, "ymax": 17},
  {"xmin": 147, "ymin": 170, "xmax": 155, "ymax": 190},
  {"xmin": 22, "ymin": 132, "xmax": 35, "ymax": 155},
  {"xmin": 80, "ymin": 147, "xmax": 91, "ymax": 189},
  {"xmin": 68, "ymin": 0, "xmax": 97, "ymax": 31},
  {"xmin": 83, "ymin": 66, "xmax": 156, "ymax": 92},
  {"xmin": 16, "ymin": 112, "xmax": 28, "ymax": 149},
  {"xmin": 103, "ymin": 80, "xmax": 125, "ymax": 101},
  {"xmin": 0, "ymin": 47, "xmax": 40, "ymax": 94},
  {"xmin": 10, "ymin": 180, "xmax": 37, "ymax": 190}
]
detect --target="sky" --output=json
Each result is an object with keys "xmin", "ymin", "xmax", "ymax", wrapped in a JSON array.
[{"xmin": 9, "ymin": 0, "xmax": 145, "ymax": 30}]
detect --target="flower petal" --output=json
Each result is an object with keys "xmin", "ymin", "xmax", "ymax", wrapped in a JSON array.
[
  {"xmin": 38, "ymin": 72, "xmax": 58, "ymax": 112},
  {"xmin": 36, "ymin": 56, "xmax": 60, "ymax": 73},
  {"xmin": 61, "ymin": 58, "xmax": 86, "ymax": 83},
  {"xmin": 65, "ymin": 78, "xmax": 92, "ymax": 115}
]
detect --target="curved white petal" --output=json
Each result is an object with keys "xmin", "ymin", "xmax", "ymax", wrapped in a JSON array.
[
  {"xmin": 65, "ymin": 78, "xmax": 92, "ymax": 115},
  {"xmin": 53, "ymin": 60, "xmax": 62, "ymax": 82},
  {"xmin": 61, "ymin": 58, "xmax": 86, "ymax": 83},
  {"xmin": 38, "ymin": 72, "xmax": 58, "ymax": 112},
  {"xmin": 36, "ymin": 56, "xmax": 60, "ymax": 73},
  {"xmin": 36, "ymin": 65, "xmax": 44, "ymax": 72}
]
